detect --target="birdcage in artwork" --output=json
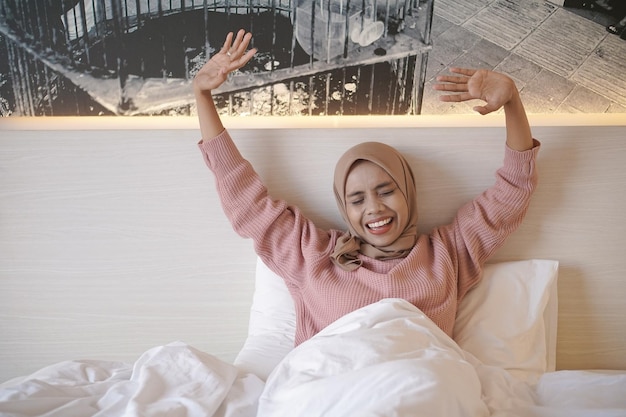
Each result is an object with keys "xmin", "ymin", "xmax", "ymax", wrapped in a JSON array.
[{"xmin": 0, "ymin": 0, "xmax": 433, "ymax": 116}]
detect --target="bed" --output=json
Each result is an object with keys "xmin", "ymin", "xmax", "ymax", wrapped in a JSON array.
[{"xmin": 0, "ymin": 114, "xmax": 625, "ymax": 416}]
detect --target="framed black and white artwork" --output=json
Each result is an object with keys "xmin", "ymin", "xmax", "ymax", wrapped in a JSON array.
[{"xmin": 0, "ymin": 0, "xmax": 624, "ymax": 117}]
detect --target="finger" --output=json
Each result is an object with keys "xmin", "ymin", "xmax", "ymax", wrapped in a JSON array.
[
  {"xmin": 473, "ymin": 105, "xmax": 488, "ymax": 115},
  {"xmin": 474, "ymin": 103, "xmax": 498, "ymax": 115},
  {"xmin": 239, "ymin": 47, "xmax": 257, "ymax": 65},
  {"xmin": 230, "ymin": 29, "xmax": 246, "ymax": 52},
  {"xmin": 435, "ymin": 74, "xmax": 470, "ymax": 85},
  {"xmin": 433, "ymin": 81, "xmax": 468, "ymax": 92},
  {"xmin": 220, "ymin": 32, "xmax": 234, "ymax": 55},
  {"xmin": 449, "ymin": 67, "xmax": 477, "ymax": 77},
  {"xmin": 233, "ymin": 31, "xmax": 253, "ymax": 57},
  {"xmin": 228, "ymin": 47, "xmax": 257, "ymax": 71},
  {"xmin": 439, "ymin": 93, "xmax": 473, "ymax": 103}
]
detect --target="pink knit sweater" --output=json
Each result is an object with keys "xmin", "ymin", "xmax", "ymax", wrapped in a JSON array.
[{"xmin": 199, "ymin": 131, "xmax": 540, "ymax": 345}]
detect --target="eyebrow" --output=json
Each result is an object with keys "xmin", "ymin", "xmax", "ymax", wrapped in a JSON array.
[{"xmin": 346, "ymin": 181, "xmax": 395, "ymax": 198}]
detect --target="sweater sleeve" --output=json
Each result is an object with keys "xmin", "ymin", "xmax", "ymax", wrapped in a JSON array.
[
  {"xmin": 437, "ymin": 139, "xmax": 541, "ymax": 300},
  {"xmin": 198, "ymin": 130, "xmax": 334, "ymax": 287}
]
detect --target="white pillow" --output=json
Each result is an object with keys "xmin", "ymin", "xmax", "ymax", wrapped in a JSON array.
[
  {"xmin": 453, "ymin": 259, "xmax": 559, "ymax": 383},
  {"xmin": 234, "ymin": 259, "xmax": 296, "ymax": 380},
  {"xmin": 235, "ymin": 257, "xmax": 558, "ymax": 382}
]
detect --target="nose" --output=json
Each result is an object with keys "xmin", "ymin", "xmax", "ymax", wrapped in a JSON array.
[{"xmin": 365, "ymin": 197, "xmax": 384, "ymax": 214}]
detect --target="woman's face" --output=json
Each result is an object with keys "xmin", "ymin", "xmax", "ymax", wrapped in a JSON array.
[{"xmin": 344, "ymin": 160, "xmax": 409, "ymax": 247}]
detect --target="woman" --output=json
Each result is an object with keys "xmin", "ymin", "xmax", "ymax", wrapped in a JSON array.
[{"xmin": 194, "ymin": 30, "xmax": 539, "ymax": 346}]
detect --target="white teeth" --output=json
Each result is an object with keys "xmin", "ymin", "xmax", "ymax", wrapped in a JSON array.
[{"xmin": 368, "ymin": 218, "xmax": 391, "ymax": 228}]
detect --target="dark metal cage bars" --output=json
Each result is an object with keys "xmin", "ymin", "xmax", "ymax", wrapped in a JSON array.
[{"xmin": 0, "ymin": 0, "xmax": 433, "ymax": 116}]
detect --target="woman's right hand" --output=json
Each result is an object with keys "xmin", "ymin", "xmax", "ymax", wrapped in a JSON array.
[{"xmin": 193, "ymin": 30, "xmax": 257, "ymax": 94}]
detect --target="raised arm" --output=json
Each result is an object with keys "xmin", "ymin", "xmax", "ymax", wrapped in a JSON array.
[
  {"xmin": 193, "ymin": 30, "xmax": 257, "ymax": 140},
  {"xmin": 434, "ymin": 68, "xmax": 533, "ymax": 152},
  {"xmin": 193, "ymin": 30, "xmax": 335, "ymax": 284}
]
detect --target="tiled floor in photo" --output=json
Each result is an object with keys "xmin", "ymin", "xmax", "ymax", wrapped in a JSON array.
[{"xmin": 422, "ymin": 0, "xmax": 626, "ymax": 114}]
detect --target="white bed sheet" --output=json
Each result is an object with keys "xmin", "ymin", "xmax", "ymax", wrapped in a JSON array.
[
  {"xmin": 0, "ymin": 342, "xmax": 264, "ymax": 417},
  {"xmin": 1, "ymin": 300, "xmax": 625, "ymax": 417}
]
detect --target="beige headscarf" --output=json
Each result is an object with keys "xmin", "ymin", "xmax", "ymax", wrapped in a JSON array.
[{"xmin": 331, "ymin": 142, "xmax": 419, "ymax": 271}]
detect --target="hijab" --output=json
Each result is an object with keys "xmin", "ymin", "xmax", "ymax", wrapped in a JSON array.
[{"xmin": 331, "ymin": 142, "xmax": 419, "ymax": 271}]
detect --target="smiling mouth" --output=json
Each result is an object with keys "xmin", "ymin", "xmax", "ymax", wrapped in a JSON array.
[{"xmin": 367, "ymin": 217, "xmax": 392, "ymax": 229}]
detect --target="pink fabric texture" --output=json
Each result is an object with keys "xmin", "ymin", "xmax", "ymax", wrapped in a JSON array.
[{"xmin": 199, "ymin": 130, "xmax": 540, "ymax": 346}]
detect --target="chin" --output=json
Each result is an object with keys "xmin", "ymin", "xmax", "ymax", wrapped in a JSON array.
[{"xmin": 366, "ymin": 235, "xmax": 398, "ymax": 248}]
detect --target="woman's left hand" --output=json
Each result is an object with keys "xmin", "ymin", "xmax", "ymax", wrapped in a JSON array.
[{"xmin": 434, "ymin": 68, "xmax": 517, "ymax": 115}]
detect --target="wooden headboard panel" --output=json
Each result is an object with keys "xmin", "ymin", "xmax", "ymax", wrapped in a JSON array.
[{"xmin": 1, "ymin": 115, "xmax": 625, "ymax": 382}]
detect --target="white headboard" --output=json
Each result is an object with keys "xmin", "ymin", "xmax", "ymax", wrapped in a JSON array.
[{"xmin": 1, "ymin": 115, "xmax": 625, "ymax": 382}]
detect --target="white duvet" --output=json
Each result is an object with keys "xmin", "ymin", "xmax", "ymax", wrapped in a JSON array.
[
  {"xmin": 0, "ymin": 343, "xmax": 264, "ymax": 417},
  {"xmin": 259, "ymin": 298, "xmax": 491, "ymax": 417},
  {"xmin": 1, "ymin": 299, "xmax": 625, "ymax": 417}
]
